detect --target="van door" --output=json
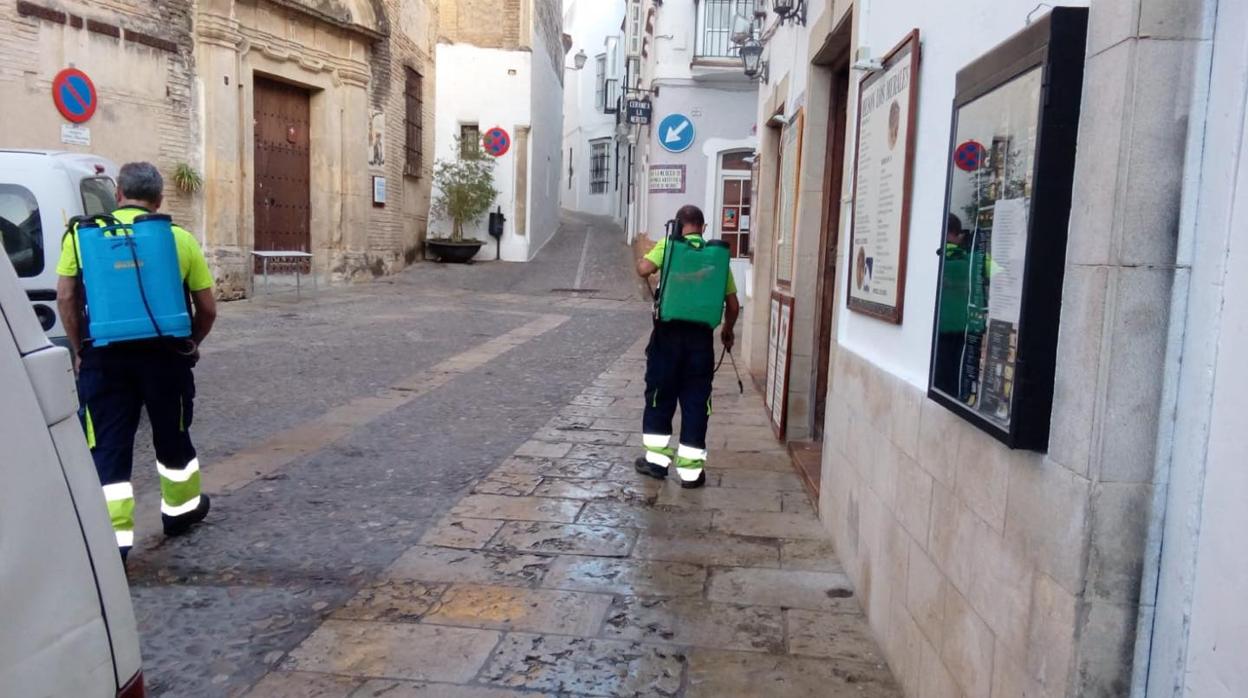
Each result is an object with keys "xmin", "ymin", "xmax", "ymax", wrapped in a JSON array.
[{"xmin": 0, "ymin": 255, "xmax": 142, "ymax": 696}]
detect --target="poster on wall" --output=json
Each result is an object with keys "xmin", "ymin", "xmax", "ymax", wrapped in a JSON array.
[
  {"xmin": 764, "ymin": 292, "xmax": 796, "ymax": 439},
  {"xmin": 847, "ymin": 30, "xmax": 921, "ymax": 324},
  {"xmin": 773, "ymin": 111, "xmax": 804, "ymax": 286}
]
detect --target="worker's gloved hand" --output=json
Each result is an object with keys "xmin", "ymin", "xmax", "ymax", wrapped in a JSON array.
[{"xmin": 177, "ymin": 339, "xmax": 201, "ymax": 367}]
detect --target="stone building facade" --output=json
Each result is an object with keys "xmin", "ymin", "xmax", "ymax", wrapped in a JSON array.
[
  {"xmin": 1, "ymin": 0, "xmax": 438, "ymax": 298},
  {"xmin": 1, "ymin": 0, "xmax": 200, "ymax": 227},
  {"xmin": 196, "ymin": 0, "xmax": 438, "ymax": 296}
]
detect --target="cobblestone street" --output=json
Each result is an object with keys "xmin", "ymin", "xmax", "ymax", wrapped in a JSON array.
[{"xmin": 121, "ymin": 214, "xmax": 897, "ymax": 697}]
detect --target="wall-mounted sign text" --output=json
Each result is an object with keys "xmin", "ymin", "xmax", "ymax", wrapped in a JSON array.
[{"xmin": 649, "ymin": 165, "xmax": 686, "ymax": 194}]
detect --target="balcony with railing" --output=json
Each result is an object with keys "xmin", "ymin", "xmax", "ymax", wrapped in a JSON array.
[{"xmin": 694, "ymin": 0, "xmax": 757, "ymax": 62}]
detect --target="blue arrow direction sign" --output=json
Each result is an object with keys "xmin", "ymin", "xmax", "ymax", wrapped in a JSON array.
[{"xmin": 658, "ymin": 113, "xmax": 695, "ymax": 153}]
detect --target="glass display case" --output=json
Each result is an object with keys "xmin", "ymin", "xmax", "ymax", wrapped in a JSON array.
[{"xmin": 928, "ymin": 7, "xmax": 1088, "ymax": 450}]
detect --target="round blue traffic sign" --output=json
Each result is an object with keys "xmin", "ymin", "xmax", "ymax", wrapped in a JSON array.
[
  {"xmin": 658, "ymin": 113, "xmax": 695, "ymax": 153},
  {"xmin": 52, "ymin": 68, "xmax": 97, "ymax": 124}
]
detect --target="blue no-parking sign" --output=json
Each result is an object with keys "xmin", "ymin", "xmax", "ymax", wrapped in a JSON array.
[
  {"xmin": 658, "ymin": 113, "xmax": 695, "ymax": 153},
  {"xmin": 52, "ymin": 68, "xmax": 97, "ymax": 124}
]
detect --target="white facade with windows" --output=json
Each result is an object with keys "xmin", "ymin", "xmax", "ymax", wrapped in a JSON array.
[
  {"xmin": 623, "ymin": 0, "xmax": 758, "ymax": 295},
  {"xmin": 561, "ymin": 0, "xmax": 627, "ymax": 218}
]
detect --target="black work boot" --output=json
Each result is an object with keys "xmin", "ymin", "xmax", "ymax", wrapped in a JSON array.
[
  {"xmin": 634, "ymin": 457, "xmax": 669, "ymax": 480},
  {"xmin": 679, "ymin": 470, "xmax": 708, "ymax": 490},
  {"xmin": 163, "ymin": 494, "xmax": 211, "ymax": 537}
]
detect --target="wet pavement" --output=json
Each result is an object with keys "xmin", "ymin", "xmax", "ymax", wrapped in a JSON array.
[{"xmin": 121, "ymin": 212, "xmax": 900, "ymax": 697}]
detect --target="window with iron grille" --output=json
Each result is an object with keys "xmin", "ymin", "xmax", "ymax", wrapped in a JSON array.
[
  {"xmin": 460, "ymin": 124, "xmax": 480, "ymax": 158},
  {"xmin": 590, "ymin": 140, "xmax": 610, "ymax": 194},
  {"xmin": 696, "ymin": 0, "xmax": 756, "ymax": 59},
  {"xmin": 404, "ymin": 67, "xmax": 424, "ymax": 177},
  {"xmin": 595, "ymin": 54, "xmax": 607, "ymax": 112}
]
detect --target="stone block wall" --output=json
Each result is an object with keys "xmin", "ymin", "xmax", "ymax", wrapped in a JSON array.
[
  {"xmin": 816, "ymin": 3, "xmax": 1207, "ymax": 695},
  {"xmin": 821, "ymin": 349, "xmax": 1086, "ymax": 698},
  {"xmin": 0, "ymin": 0, "xmax": 199, "ymax": 227}
]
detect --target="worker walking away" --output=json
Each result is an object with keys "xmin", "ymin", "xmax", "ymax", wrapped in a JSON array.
[
  {"xmin": 634, "ymin": 205, "xmax": 740, "ymax": 489},
  {"xmin": 56, "ymin": 162, "xmax": 217, "ymax": 561}
]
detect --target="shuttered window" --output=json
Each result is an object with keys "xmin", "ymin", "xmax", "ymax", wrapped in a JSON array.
[{"xmin": 404, "ymin": 67, "xmax": 424, "ymax": 177}]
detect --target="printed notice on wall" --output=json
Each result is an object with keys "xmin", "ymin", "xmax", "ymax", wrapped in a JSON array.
[
  {"xmin": 848, "ymin": 31, "xmax": 920, "ymax": 324},
  {"xmin": 988, "ymin": 198, "xmax": 1028, "ymax": 324},
  {"xmin": 649, "ymin": 165, "xmax": 686, "ymax": 194},
  {"xmin": 61, "ymin": 124, "xmax": 91, "ymax": 146}
]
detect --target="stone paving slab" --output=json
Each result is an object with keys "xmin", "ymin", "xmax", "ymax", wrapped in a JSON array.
[
  {"xmin": 332, "ymin": 580, "xmax": 447, "ymax": 623},
  {"xmin": 656, "ymin": 483, "xmax": 784, "ymax": 512},
  {"xmin": 423, "ymin": 584, "xmax": 612, "ymax": 636},
  {"xmin": 471, "ymin": 473, "xmax": 543, "ymax": 496},
  {"xmin": 602, "ymin": 596, "xmax": 785, "ymax": 653},
  {"xmin": 707, "ymin": 568, "xmax": 857, "ymax": 612},
  {"xmin": 632, "ymin": 531, "xmax": 782, "ymax": 568},
  {"xmin": 542, "ymin": 556, "xmax": 708, "ymax": 597},
  {"xmin": 575, "ymin": 501, "xmax": 715, "ymax": 533},
  {"xmin": 419, "ymin": 517, "xmax": 506, "ymax": 550},
  {"xmin": 489, "ymin": 521, "xmax": 637, "ymax": 557},
  {"xmin": 283, "ymin": 620, "xmax": 500, "ymax": 683},
  {"xmin": 712, "ymin": 510, "xmax": 830, "ymax": 540},
  {"xmin": 244, "ymin": 670, "xmax": 361, "ymax": 697},
  {"xmin": 492, "ymin": 456, "xmax": 612, "ymax": 480},
  {"xmin": 386, "ymin": 546, "xmax": 553, "ymax": 587},
  {"xmin": 531, "ymin": 477, "xmax": 659, "ymax": 504},
  {"xmin": 352, "ymin": 681, "xmax": 566, "ymax": 698},
  {"xmin": 449, "ymin": 494, "xmax": 584, "ymax": 523},
  {"xmin": 685, "ymin": 649, "xmax": 897, "ymax": 698},
  {"xmin": 479, "ymin": 633, "xmax": 685, "ymax": 697}
]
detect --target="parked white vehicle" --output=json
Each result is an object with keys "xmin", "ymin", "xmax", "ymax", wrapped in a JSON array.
[
  {"xmin": 0, "ymin": 253, "xmax": 144, "ymax": 695},
  {"xmin": 0, "ymin": 150, "xmax": 119, "ymax": 345}
]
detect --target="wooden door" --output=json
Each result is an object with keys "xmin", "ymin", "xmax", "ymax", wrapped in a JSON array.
[
  {"xmin": 812, "ymin": 66, "xmax": 851, "ymax": 440},
  {"xmin": 253, "ymin": 77, "xmax": 311, "ymax": 271}
]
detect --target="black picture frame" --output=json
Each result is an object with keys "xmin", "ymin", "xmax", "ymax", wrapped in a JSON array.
[{"xmin": 926, "ymin": 7, "xmax": 1088, "ymax": 451}]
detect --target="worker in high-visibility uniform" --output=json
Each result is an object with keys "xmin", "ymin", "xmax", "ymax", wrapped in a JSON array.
[
  {"xmin": 634, "ymin": 205, "xmax": 740, "ymax": 488},
  {"xmin": 56, "ymin": 162, "xmax": 218, "ymax": 561}
]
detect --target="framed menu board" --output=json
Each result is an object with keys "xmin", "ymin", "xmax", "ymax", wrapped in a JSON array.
[
  {"xmin": 927, "ymin": 7, "xmax": 1088, "ymax": 450},
  {"xmin": 848, "ymin": 30, "xmax": 921, "ymax": 323}
]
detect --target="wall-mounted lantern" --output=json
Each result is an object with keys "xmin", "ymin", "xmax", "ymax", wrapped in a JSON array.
[
  {"xmin": 567, "ymin": 49, "xmax": 588, "ymax": 71},
  {"xmin": 772, "ymin": 0, "xmax": 807, "ymax": 26},
  {"xmin": 740, "ymin": 40, "xmax": 768, "ymax": 83}
]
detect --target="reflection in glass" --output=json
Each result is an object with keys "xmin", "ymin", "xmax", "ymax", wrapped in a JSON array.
[{"xmin": 932, "ymin": 67, "xmax": 1042, "ymax": 429}]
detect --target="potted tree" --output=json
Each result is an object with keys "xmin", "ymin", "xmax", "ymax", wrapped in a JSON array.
[{"xmin": 428, "ymin": 138, "xmax": 498, "ymax": 263}]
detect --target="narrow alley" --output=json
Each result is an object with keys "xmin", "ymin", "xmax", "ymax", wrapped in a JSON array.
[{"xmin": 118, "ymin": 214, "xmax": 893, "ymax": 697}]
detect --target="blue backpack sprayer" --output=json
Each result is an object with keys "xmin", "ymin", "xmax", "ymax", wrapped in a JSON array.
[{"xmin": 67, "ymin": 213, "xmax": 192, "ymax": 346}]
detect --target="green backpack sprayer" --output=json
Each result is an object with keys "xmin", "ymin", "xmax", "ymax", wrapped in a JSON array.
[
  {"xmin": 653, "ymin": 218, "xmax": 732, "ymax": 328},
  {"xmin": 653, "ymin": 218, "xmax": 743, "ymax": 393}
]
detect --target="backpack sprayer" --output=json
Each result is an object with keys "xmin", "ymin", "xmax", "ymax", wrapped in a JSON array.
[
  {"xmin": 654, "ymin": 217, "xmax": 743, "ymax": 394},
  {"xmin": 67, "ymin": 213, "xmax": 192, "ymax": 346}
]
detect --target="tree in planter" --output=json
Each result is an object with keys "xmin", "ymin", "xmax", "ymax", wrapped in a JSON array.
[{"xmin": 431, "ymin": 138, "xmax": 498, "ymax": 243}]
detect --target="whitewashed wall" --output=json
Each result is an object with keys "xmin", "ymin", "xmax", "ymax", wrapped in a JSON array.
[{"xmin": 562, "ymin": 0, "xmax": 626, "ymax": 217}]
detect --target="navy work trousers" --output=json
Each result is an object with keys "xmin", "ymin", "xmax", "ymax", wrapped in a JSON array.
[
  {"xmin": 78, "ymin": 340, "xmax": 198, "ymax": 490},
  {"xmin": 642, "ymin": 320, "xmax": 715, "ymax": 449}
]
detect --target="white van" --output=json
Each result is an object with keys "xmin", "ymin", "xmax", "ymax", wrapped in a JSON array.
[
  {"xmin": 0, "ymin": 150, "xmax": 119, "ymax": 345},
  {"xmin": 0, "ymin": 253, "xmax": 144, "ymax": 694}
]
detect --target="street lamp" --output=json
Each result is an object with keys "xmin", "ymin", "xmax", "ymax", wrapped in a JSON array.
[
  {"xmin": 772, "ymin": 0, "xmax": 807, "ymax": 25},
  {"xmin": 740, "ymin": 40, "xmax": 766, "ymax": 82},
  {"xmin": 566, "ymin": 49, "xmax": 588, "ymax": 71}
]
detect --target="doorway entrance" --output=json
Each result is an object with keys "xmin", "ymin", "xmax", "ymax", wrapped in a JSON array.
[
  {"xmin": 714, "ymin": 150, "xmax": 754, "ymax": 258},
  {"xmin": 253, "ymin": 77, "xmax": 311, "ymax": 272}
]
